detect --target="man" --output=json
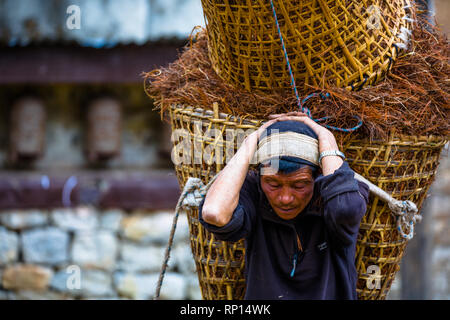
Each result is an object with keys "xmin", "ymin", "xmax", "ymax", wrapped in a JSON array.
[{"xmin": 199, "ymin": 112, "xmax": 369, "ymax": 299}]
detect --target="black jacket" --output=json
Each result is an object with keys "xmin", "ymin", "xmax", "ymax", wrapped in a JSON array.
[{"xmin": 199, "ymin": 161, "xmax": 369, "ymax": 300}]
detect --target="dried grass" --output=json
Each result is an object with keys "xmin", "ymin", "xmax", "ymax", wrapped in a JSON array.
[{"xmin": 144, "ymin": 19, "xmax": 449, "ymax": 141}]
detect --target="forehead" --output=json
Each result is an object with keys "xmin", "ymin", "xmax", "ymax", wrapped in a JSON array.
[{"xmin": 261, "ymin": 166, "xmax": 314, "ymax": 181}]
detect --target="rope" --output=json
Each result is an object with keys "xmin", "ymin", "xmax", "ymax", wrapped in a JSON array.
[
  {"xmin": 269, "ymin": 0, "xmax": 363, "ymax": 133},
  {"xmin": 154, "ymin": 173, "xmax": 220, "ymax": 299},
  {"xmin": 353, "ymin": 172, "xmax": 421, "ymax": 240},
  {"xmin": 154, "ymin": 169, "xmax": 420, "ymax": 297},
  {"xmin": 154, "ymin": 1, "xmax": 417, "ymax": 295}
]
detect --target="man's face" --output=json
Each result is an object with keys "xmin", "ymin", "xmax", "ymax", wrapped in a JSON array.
[{"xmin": 260, "ymin": 166, "xmax": 315, "ymax": 220}]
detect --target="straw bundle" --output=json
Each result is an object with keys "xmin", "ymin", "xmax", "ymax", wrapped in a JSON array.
[{"xmin": 145, "ymin": 21, "xmax": 449, "ymax": 142}]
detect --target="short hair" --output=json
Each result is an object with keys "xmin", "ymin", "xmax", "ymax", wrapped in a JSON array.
[{"xmin": 258, "ymin": 156, "xmax": 320, "ymax": 179}]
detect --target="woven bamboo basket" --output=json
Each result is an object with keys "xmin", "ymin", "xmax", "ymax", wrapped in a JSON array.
[
  {"xmin": 168, "ymin": 103, "xmax": 447, "ymax": 300},
  {"xmin": 201, "ymin": 0, "xmax": 413, "ymax": 92}
]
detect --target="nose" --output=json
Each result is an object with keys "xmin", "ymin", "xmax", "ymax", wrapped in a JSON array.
[{"xmin": 278, "ymin": 187, "xmax": 294, "ymax": 206}]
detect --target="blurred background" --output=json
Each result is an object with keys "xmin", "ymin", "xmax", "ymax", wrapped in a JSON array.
[{"xmin": 0, "ymin": 0, "xmax": 448, "ymax": 300}]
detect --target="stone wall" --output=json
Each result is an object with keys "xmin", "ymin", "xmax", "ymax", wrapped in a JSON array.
[
  {"xmin": 0, "ymin": 157, "xmax": 448, "ymax": 300},
  {"xmin": 0, "ymin": 208, "xmax": 202, "ymax": 300}
]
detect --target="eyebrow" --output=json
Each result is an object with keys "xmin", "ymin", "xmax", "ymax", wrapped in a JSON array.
[
  {"xmin": 264, "ymin": 177, "xmax": 311, "ymax": 183},
  {"xmin": 292, "ymin": 179, "xmax": 311, "ymax": 183}
]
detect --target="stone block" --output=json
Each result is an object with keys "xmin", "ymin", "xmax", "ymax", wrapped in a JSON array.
[
  {"xmin": 173, "ymin": 243, "xmax": 196, "ymax": 275},
  {"xmin": 21, "ymin": 227, "xmax": 69, "ymax": 265},
  {"xmin": 0, "ymin": 210, "xmax": 48, "ymax": 230},
  {"xmin": 71, "ymin": 230, "xmax": 118, "ymax": 270},
  {"xmin": 2, "ymin": 264, "xmax": 53, "ymax": 291},
  {"xmin": 51, "ymin": 267, "xmax": 114, "ymax": 298},
  {"xmin": 119, "ymin": 242, "xmax": 166, "ymax": 272},
  {"xmin": 79, "ymin": 270, "xmax": 114, "ymax": 298},
  {"xmin": 120, "ymin": 211, "xmax": 188, "ymax": 244},
  {"xmin": 50, "ymin": 267, "xmax": 82, "ymax": 296},
  {"xmin": 152, "ymin": 272, "xmax": 186, "ymax": 300},
  {"xmin": 114, "ymin": 271, "xmax": 186, "ymax": 300},
  {"xmin": 99, "ymin": 209, "xmax": 124, "ymax": 232},
  {"xmin": 173, "ymin": 212, "xmax": 190, "ymax": 243},
  {"xmin": 51, "ymin": 207, "xmax": 98, "ymax": 231},
  {"xmin": 0, "ymin": 226, "xmax": 19, "ymax": 266}
]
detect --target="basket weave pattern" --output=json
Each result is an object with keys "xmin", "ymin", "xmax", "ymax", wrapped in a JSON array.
[
  {"xmin": 202, "ymin": 0, "xmax": 412, "ymax": 92},
  {"xmin": 342, "ymin": 133, "xmax": 446, "ymax": 299},
  {"xmin": 168, "ymin": 104, "xmax": 447, "ymax": 300}
]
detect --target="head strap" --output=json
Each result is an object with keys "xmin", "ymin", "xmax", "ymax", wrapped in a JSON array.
[{"xmin": 253, "ymin": 131, "xmax": 320, "ymax": 167}]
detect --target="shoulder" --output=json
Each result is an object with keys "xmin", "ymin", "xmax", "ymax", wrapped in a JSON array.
[{"xmin": 356, "ymin": 179, "xmax": 370, "ymax": 204}]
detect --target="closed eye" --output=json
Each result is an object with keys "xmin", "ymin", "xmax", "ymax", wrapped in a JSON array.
[
  {"xmin": 269, "ymin": 184, "xmax": 280, "ymax": 188},
  {"xmin": 294, "ymin": 180, "xmax": 311, "ymax": 188}
]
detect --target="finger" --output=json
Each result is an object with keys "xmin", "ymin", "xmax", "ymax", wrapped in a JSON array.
[
  {"xmin": 270, "ymin": 116, "xmax": 325, "ymax": 134},
  {"xmin": 284, "ymin": 111, "xmax": 308, "ymax": 116},
  {"xmin": 271, "ymin": 116, "xmax": 307, "ymax": 122},
  {"xmin": 259, "ymin": 118, "xmax": 278, "ymax": 130},
  {"xmin": 267, "ymin": 114, "xmax": 333, "ymax": 138},
  {"xmin": 262, "ymin": 118, "xmax": 279, "ymax": 126},
  {"xmin": 256, "ymin": 119, "xmax": 279, "ymax": 138},
  {"xmin": 268, "ymin": 114, "xmax": 283, "ymax": 119},
  {"xmin": 268, "ymin": 112, "xmax": 307, "ymax": 118}
]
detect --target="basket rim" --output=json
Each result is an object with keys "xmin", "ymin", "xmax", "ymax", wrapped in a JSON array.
[{"xmin": 168, "ymin": 104, "xmax": 450, "ymax": 143}]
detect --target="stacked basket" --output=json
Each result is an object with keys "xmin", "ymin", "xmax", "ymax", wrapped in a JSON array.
[
  {"xmin": 202, "ymin": 0, "xmax": 413, "ymax": 92},
  {"xmin": 169, "ymin": 105, "xmax": 447, "ymax": 300},
  {"xmin": 148, "ymin": 0, "xmax": 448, "ymax": 300}
]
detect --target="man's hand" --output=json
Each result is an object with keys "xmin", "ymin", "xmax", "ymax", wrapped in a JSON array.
[
  {"xmin": 268, "ymin": 112, "xmax": 344, "ymax": 175},
  {"xmin": 201, "ymin": 117, "xmax": 284, "ymax": 227},
  {"xmin": 245, "ymin": 118, "xmax": 282, "ymax": 147}
]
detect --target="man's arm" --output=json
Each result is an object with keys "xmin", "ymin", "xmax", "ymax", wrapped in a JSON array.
[
  {"xmin": 201, "ymin": 118, "xmax": 280, "ymax": 227},
  {"xmin": 315, "ymin": 161, "xmax": 370, "ymax": 246},
  {"xmin": 315, "ymin": 130, "xmax": 344, "ymax": 176},
  {"xmin": 198, "ymin": 171, "xmax": 258, "ymax": 242}
]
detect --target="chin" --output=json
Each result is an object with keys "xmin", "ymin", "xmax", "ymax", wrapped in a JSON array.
[{"xmin": 275, "ymin": 207, "xmax": 302, "ymax": 220}]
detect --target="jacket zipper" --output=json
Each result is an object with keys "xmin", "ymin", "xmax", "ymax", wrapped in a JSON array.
[{"xmin": 290, "ymin": 230, "xmax": 303, "ymax": 277}]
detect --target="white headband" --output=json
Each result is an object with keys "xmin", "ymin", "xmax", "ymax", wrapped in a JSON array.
[{"xmin": 252, "ymin": 131, "xmax": 320, "ymax": 167}]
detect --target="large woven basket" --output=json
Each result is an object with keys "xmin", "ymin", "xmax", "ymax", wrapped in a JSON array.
[
  {"xmin": 201, "ymin": 0, "xmax": 413, "ymax": 92},
  {"xmin": 168, "ymin": 103, "xmax": 447, "ymax": 300}
]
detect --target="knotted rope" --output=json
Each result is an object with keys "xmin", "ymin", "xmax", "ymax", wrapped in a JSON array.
[
  {"xmin": 354, "ymin": 172, "xmax": 421, "ymax": 240},
  {"xmin": 153, "ymin": 174, "xmax": 219, "ymax": 300},
  {"xmin": 154, "ymin": 170, "xmax": 420, "ymax": 298}
]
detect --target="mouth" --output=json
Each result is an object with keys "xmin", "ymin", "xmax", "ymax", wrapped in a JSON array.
[{"xmin": 277, "ymin": 207, "xmax": 296, "ymax": 213}]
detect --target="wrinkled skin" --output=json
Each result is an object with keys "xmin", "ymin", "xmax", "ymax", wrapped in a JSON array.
[{"xmin": 260, "ymin": 166, "xmax": 315, "ymax": 220}]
